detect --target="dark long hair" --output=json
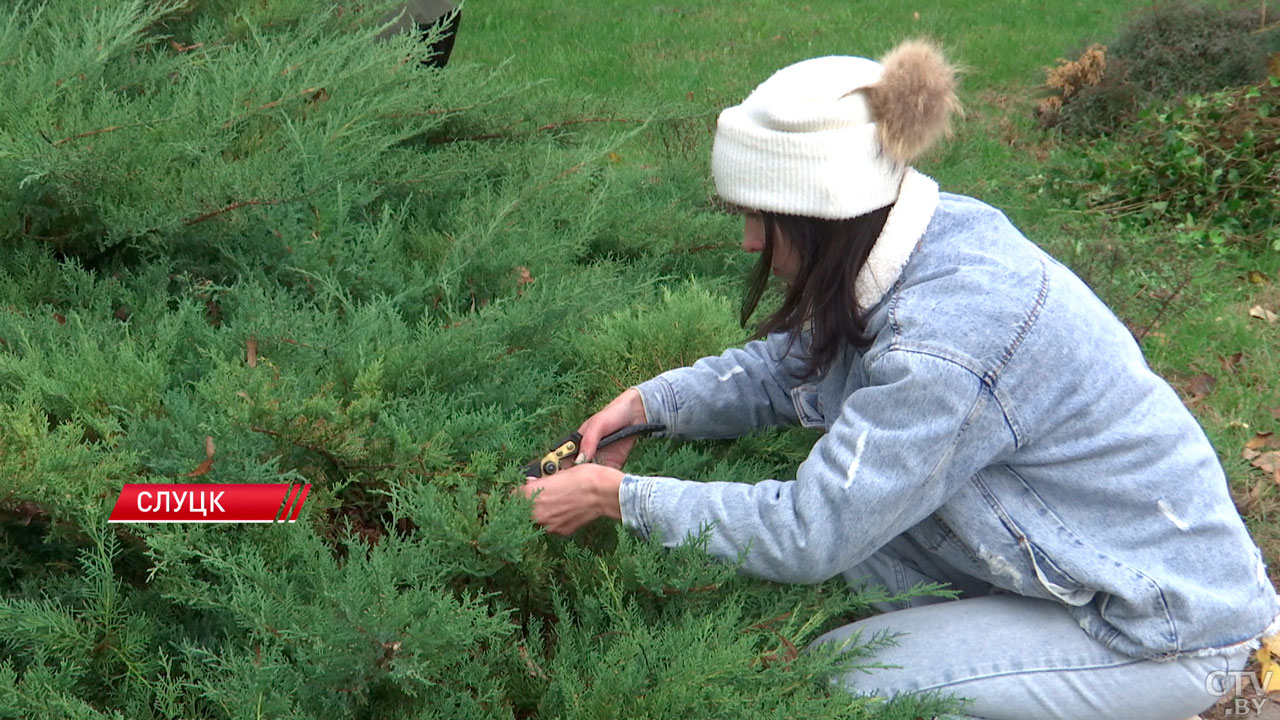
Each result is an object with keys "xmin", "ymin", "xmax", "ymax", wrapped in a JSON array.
[{"xmin": 740, "ymin": 204, "xmax": 894, "ymax": 380}]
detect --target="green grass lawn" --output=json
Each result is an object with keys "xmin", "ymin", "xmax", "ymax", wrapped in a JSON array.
[{"xmin": 456, "ymin": 0, "xmax": 1137, "ymax": 196}]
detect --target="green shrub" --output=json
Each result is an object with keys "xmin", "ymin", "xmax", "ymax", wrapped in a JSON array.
[
  {"xmin": 0, "ymin": 2, "xmax": 951, "ymax": 718},
  {"xmin": 1041, "ymin": 1, "xmax": 1280, "ymax": 136},
  {"xmin": 0, "ymin": 0, "xmax": 501, "ymax": 269},
  {"xmin": 1040, "ymin": 77, "xmax": 1280, "ymax": 250},
  {"xmin": 1054, "ymin": 65, "xmax": 1142, "ymax": 137},
  {"xmin": 1111, "ymin": 1, "xmax": 1279, "ymax": 98}
]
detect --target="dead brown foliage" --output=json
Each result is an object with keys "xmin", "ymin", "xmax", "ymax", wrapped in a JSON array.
[
  {"xmin": 1046, "ymin": 44, "xmax": 1108, "ymax": 100},
  {"xmin": 1036, "ymin": 45, "xmax": 1108, "ymax": 127}
]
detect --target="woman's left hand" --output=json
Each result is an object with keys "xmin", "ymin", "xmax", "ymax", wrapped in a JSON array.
[{"xmin": 520, "ymin": 463, "xmax": 624, "ymax": 535}]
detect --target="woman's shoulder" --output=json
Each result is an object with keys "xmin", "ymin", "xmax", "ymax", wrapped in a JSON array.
[
  {"xmin": 877, "ymin": 194, "xmax": 1055, "ymax": 372},
  {"xmin": 932, "ymin": 192, "xmax": 1025, "ymax": 237}
]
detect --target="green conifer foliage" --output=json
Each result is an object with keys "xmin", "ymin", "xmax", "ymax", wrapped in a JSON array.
[{"xmin": 0, "ymin": 2, "xmax": 950, "ymax": 718}]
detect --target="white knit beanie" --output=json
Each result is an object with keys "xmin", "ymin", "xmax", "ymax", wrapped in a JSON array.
[{"xmin": 712, "ymin": 40, "xmax": 961, "ymax": 220}]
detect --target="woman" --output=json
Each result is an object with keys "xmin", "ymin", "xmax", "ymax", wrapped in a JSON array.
[{"xmin": 520, "ymin": 39, "xmax": 1278, "ymax": 719}]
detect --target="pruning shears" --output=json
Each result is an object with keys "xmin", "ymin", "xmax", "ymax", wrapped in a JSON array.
[{"xmin": 523, "ymin": 424, "xmax": 666, "ymax": 478}]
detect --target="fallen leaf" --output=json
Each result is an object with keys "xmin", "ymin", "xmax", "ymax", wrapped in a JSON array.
[
  {"xmin": 1250, "ymin": 305, "xmax": 1279, "ymax": 324},
  {"xmin": 1244, "ymin": 434, "xmax": 1280, "ymax": 478},
  {"xmin": 1259, "ymin": 650, "xmax": 1280, "ymax": 694},
  {"xmin": 246, "ymin": 337, "xmax": 258, "ymax": 368},
  {"xmin": 1218, "ymin": 352, "xmax": 1244, "ymax": 373},
  {"xmin": 186, "ymin": 435, "xmax": 216, "ymax": 477},
  {"xmin": 1183, "ymin": 373, "xmax": 1216, "ymax": 403},
  {"xmin": 1254, "ymin": 451, "xmax": 1280, "ymax": 477},
  {"xmin": 114, "ymin": 305, "xmax": 131, "ymax": 322},
  {"xmin": 1267, "ymin": 633, "xmax": 1280, "ymax": 658},
  {"xmin": 1248, "ymin": 270, "xmax": 1269, "ymax": 284},
  {"xmin": 607, "ymin": 152, "xmax": 622, "ymax": 164},
  {"xmin": 1245, "ymin": 432, "xmax": 1278, "ymax": 452},
  {"xmin": 515, "ymin": 266, "xmax": 534, "ymax": 297},
  {"xmin": 53, "ymin": 312, "xmax": 65, "ymax": 325}
]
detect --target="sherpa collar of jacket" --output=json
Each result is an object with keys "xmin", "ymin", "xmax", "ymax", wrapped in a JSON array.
[{"xmin": 854, "ymin": 168, "xmax": 939, "ymax": 309}]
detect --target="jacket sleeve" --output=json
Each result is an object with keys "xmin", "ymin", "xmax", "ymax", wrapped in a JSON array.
[
  {"xmin": 619, "ymin": 350, "xmax": 1006, "ymax": 583},
  {"xmin": 632, "ymin": 332, "xmax": 813, "ymax": 440}
]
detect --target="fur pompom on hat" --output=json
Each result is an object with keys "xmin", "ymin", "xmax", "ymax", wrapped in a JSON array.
[{"xmin": 712, "ymin": 39, "xmax": 961, "ymax": 220}]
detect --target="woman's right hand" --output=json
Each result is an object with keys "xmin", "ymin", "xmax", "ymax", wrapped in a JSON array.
[{"xmin": 576, "ymin": 388, "xmax": 648, "ymax": 470}]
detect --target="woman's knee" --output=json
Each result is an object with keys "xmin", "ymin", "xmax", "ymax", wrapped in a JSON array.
[{"xmin": 804, "ymin": 596, "xmax": 1249, "ymax": 720}]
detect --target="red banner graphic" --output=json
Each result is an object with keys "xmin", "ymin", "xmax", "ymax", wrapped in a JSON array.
[{"xmin": 108, "ymin": 483, "xmax": 311, "ymax": 523}]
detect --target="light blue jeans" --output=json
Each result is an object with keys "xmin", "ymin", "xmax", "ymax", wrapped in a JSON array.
[{"xmin": 808, "ymin": 534, "xmax": 1250, "ymax": 720}]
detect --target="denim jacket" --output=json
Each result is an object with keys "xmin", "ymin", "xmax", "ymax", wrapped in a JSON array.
[{"xmin": 621, "ymin": 170, "xmax": 1279, "ymax": 660}]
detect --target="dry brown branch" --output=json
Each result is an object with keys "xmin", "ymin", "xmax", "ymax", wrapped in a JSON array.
[
  {"xmin": 184, "ymin": 198, "xmax": 284, "ymax": 225},
  {"xmin": 51, "ymin": 125, "xmax": 124, "ymax": 147}
]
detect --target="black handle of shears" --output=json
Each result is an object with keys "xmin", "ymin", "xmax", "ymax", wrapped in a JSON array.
[
  {"xmin": 598, "ymin": 423, "xmax": 666, "ymax": 449},
  {"xmin": 523, "ymin": 423, "xmax": 666, "ymax": 478}
]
